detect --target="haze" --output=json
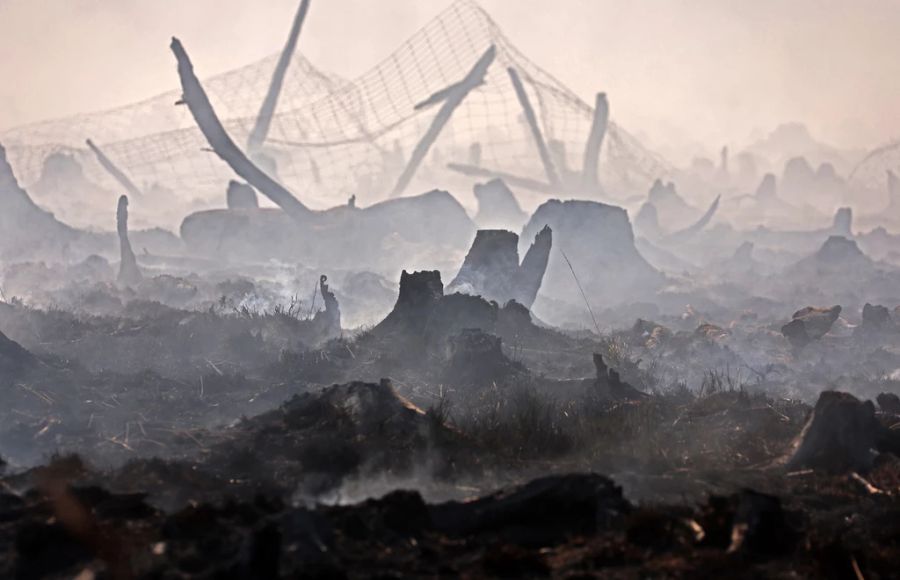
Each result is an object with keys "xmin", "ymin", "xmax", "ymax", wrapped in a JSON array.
[{"xmin": 1, "ymin": 0, "xmax": 899, "ymax": 164}]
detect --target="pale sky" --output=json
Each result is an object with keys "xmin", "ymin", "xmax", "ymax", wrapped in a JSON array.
[{"xmin": 1, "ymin": 0, "xmax": 899, "ymax": 159}]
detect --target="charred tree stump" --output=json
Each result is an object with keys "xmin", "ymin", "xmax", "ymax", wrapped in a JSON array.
[
  {"xmin": 592, "ymin": 353, "xmax": 647, "ymax": 401},
  {"xmin": 226, "ymin": 180, "xmax": 259, "ymax": 209},
  {"xmin": 786, "ymin": 391, "xmax": 880, "ymax": 473},
  {"xmin": 116, "ymin": 195, "xmax": 143, "ymax": 287},
  {"xmin": 447, "ymin": 226, "xmax": 551, "ymax": 309},
  {"xmin": 310, "ymin": 274, "xmax": 341, "ymax": 340},
  {"xmin": 442, "ymin": 328, "xmax": 523, "ymax": 386},
  {"xmin": 517, "ymin": 225, "xmax": 553, "ymax": 309},
  {"xmin": 473, "ymin": 179, "xmax": 527, "ymax": 230}
]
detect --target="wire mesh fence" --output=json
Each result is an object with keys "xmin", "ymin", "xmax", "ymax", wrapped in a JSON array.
[{"xmin": 1, "ymin": 0, "xmax": 672, "ymax": 213}]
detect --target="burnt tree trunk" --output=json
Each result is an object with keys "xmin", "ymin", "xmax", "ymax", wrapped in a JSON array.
[{"xmin": 116, "ymin": 195, "xmax": 143, "ymax": 287}]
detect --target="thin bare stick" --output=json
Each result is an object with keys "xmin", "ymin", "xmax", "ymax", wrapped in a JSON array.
[{"xmin": 560, "ymin": 249, "xmax": 601, "ymax": 336}]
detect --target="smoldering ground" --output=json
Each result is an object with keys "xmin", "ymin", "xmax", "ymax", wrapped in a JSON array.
[{"xmin": 0, "ymin": 0, "xmax": 899, "ymax": 578}]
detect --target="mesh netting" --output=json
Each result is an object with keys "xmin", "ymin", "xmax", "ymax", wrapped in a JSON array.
[
  {"xmin": 849, "ymin": 141, "xmax": 900, "ymax": 195},
  {"xmin": 1, "ymin": 0, "xmax": 671, "ymax": 213}
]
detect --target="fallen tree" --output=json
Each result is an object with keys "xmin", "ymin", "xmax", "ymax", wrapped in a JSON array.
[{"xmin": 171, "ymin": 38, "xmax": 312, "ymax": 223}]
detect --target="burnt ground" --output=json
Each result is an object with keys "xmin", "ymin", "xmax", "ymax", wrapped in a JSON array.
[{"xmin": 0, "ymin": 274, "xmax": 898, "ymax": 578}]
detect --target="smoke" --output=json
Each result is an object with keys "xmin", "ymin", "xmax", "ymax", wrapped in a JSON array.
[{"xmin": 1, "ymin": 0, "xmax": 900, "ymax": 156}]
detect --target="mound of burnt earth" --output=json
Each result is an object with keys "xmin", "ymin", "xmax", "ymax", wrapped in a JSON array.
[
  {"xmin": 180, "ymin": 189, "xmax": 475, "ymax": 272},
  {"xmin": 369, "ymin": 270, "xmax": 594, "ymax": 378},
  {"xmin": 0, "ymin": 336, "xmax": 344, "ymax": 467},
  {"xmin": 778, "ymin": 236, "xmax": 900, "ymax": 306},
  {"xmin": 4, "ymin": 464, "xmax": 900, "ymax": 578},
  {"xmin": 202, "ymin": 379, "xmax": 469, "ymax": 499},
  {"xmin": 781, "ymin": 305, "xmax": 841, "ymax": 348},
  {"xmin": 447, "ymin": 227, "xmax": 551, "ymax": 309},
  {"xmin": 802, "ymin": 235, "xmax": 873, "ymax": 272},
  {"xmin": 521, "ymin": 199, "xmax": 664, "ymax": 311}
]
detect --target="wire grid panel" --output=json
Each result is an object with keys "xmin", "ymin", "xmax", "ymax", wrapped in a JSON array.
[{"xmin": 2, "ymin": 0, "xmax": 672, "ymax": 210}]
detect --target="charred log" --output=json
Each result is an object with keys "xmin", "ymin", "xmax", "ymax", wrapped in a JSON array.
[{"xmin": 431, "ymin": 474, "xmax": 630, "ymax": 545}]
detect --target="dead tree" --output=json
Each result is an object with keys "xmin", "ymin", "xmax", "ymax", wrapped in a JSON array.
[
  {"xmin": 116, "ymin": 195, "xmax": 143, "ymax": 287},
  {"xmin": 85, "ymin": 138, "xmax": 142, "ymax": 199},
  {"xmin": 581, "ymin": 93, "xmax": 609, "ymax": 191},
  {"xmin": 247, "ymin": 0, "xmax": 311, "ymax": 155},
  {"xmin": 390, "ymin": 45, "xmax": 496, "ymax": 198},
  {"xmin": 507, "ymin": 67, "xmax": 561, "ymax": 189},
  {"xmin": 171, "ymin": 38, "xmax": 311, "ymax": 223}
]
